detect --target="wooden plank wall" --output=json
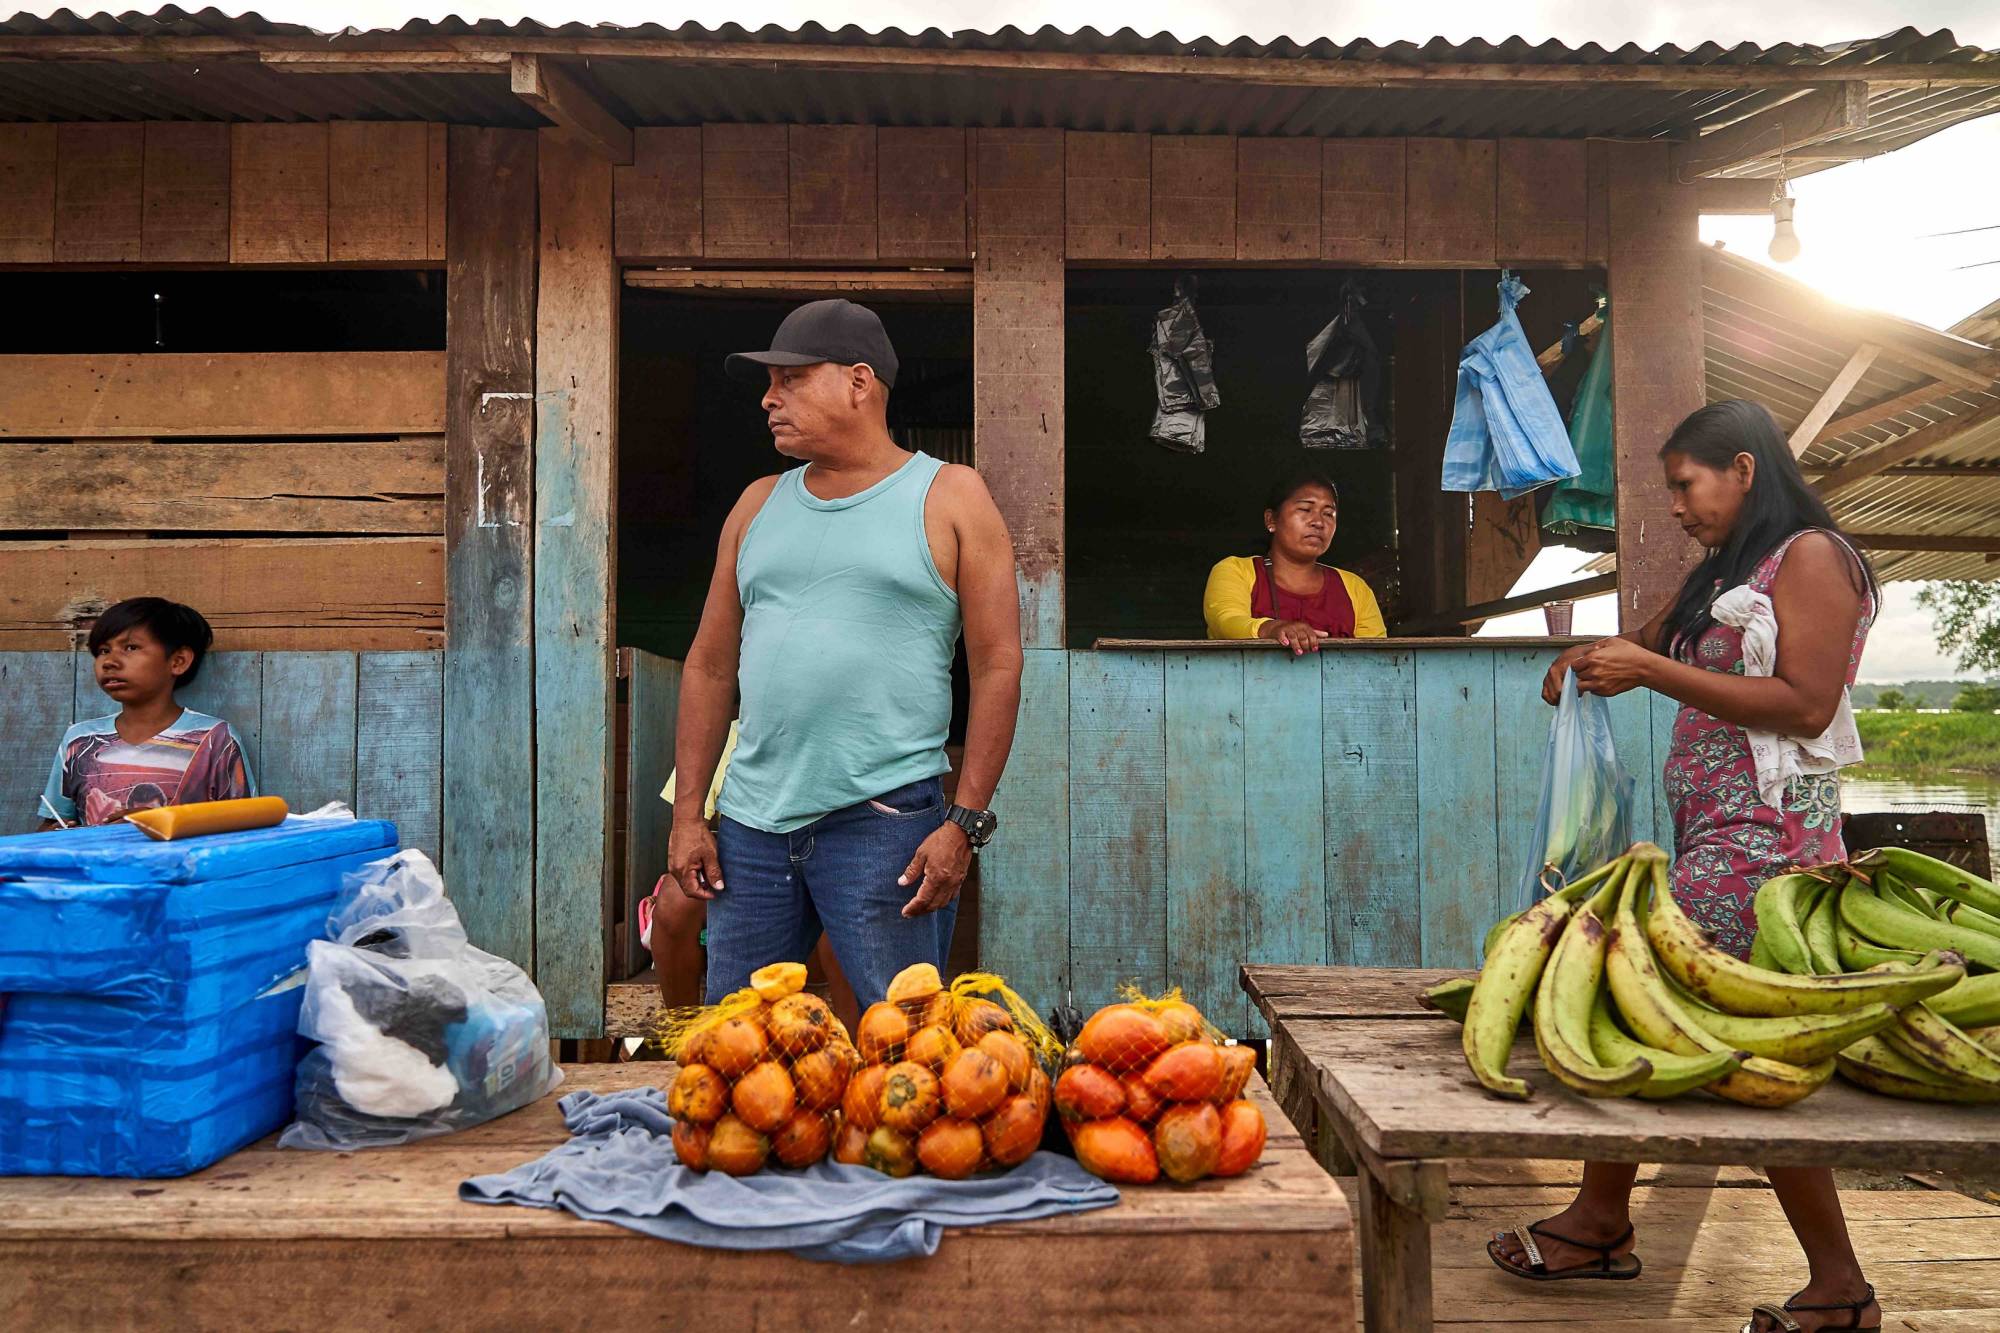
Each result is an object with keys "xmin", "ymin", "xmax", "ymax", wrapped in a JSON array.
[
  {"xmin": 0, "ymin": 121, "xmax": 445, "ymax": 265},
  {"xmin": 0, "ymin": 650, "xmax": 442, "ymax": 857},
  {"xmin": 443, "ymin": 126, "xmax": 539, "ymax": 977},
  {"xmin": 611, "ymin": 127, "xmax": 1601, "ymax": 269},
  {"xmin": 532, "ymin": 130, "xmax": 619, "ymax": 1038},
  {"xmin": 978, "ymin": 646, "xmax": 1667, "ymax": 1034},
  {"xmin": 0, "ymin": 350, "xmax": 447, "ymax": 651}
]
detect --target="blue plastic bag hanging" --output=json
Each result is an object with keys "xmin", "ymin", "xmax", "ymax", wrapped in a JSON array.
[
  {"xmin": 1442, "ymin": 274, "xmax": 1582, "ymax": 500},
  {"xmin": 1515, "ymin": 671, "xmax": 1635, "ymax": 913},
  {"xmin": 1544, "ymin": 295, "xmax": 1617, "ymax": 536}
]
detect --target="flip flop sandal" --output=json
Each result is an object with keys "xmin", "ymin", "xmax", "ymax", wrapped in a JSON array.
[
  {"xmin": 1739, "ymin": 1282, "xmax": 1880, "ymax": 1332},
  {"xmin": 1486, "ymin": 1222, "xmax": 1642, "ymax": 1282}
]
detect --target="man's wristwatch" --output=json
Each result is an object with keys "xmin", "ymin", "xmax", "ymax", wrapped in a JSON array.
[{"xmin": 944, "ymin": 804, "xmax": 999, "ymax": 849}]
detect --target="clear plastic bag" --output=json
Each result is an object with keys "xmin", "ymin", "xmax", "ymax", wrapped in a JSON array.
[
  {"xmin": 1517, "ymin": 671, "xmax": 1636, "ymax": 912},
  {"xmin": 279, "ymin": 850, "xmax": 562, "ymax": 1150}
]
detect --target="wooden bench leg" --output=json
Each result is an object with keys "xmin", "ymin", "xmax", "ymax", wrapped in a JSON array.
[{"xmin": 1358, "ymin": 1160, "xmax": 1434, "ymax": 1333}]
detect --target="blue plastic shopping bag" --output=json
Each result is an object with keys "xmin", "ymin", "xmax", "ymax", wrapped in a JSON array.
[
  {"xmin": 1442, "ymin": 274, "xmax": 1582, "ymax": 500},
  {"xmin": 1514, "ymin": 671, "xmax": 1635, "ymax": 913}
]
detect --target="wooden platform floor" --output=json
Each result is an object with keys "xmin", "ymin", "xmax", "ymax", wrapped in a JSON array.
[{"xmin": 1338, "ymin": 1158, "xmax": 2000, "ymax": 1331}]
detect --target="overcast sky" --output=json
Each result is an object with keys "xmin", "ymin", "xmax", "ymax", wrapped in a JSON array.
[{"xmin": 35, "ymin": 0, "xmax": 1995, "ymax": 677}]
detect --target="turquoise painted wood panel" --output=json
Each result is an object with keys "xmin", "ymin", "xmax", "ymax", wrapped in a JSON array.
[
  {"xmin": 979, "ymin": 649, "xmax": 1071, "ymax": 1015},
  {"xmin": 1068, "ymin": 651, "xmax": 1165, "ymax": 1013},
  {"xmin": 1651, "ymin": 688, "xmax": 1681, "ymax": 854},
  {"xmin": 1606, "ymin": 688, "xmax": 1660, "ymax": 851},
  {"xmin": 624, "ymin": 650, "xmax": 680, "ymax": 979},
  {"xmin": 177, "ymin": 652, "xmax": 265, "ymax": 781},
  {"xmin": 71, "ymin": 651, "xmax": 100, "ymax": 722},
  {"xmin": 258, "ymin": 653, "xmax": 359, "ymax": 815},
  {"xmin": 1414, "ymin": 651, "xmax": 1500, "ymax": 966},
  {"xmin": 1322, "ymin": 650, "xmax": 1420, "ymax": 967},
  {"xmin": 1242, "ymin": 651, "xmax": 1327, "ymax": 1037},
  {"xmin": 1164, "ymin": 652, "xmax": 1247, "ymax": 1034},
  {"xmin": 1, "ymin": 653, "xmax": 74, "ymax": 832},
  {"xmin": 356, "ymin": 651, "xmax": 443, "ymax": 865},
  {"xmin": 1491, "ymin": 649, "xmax": 1555, "ymax": 916}
]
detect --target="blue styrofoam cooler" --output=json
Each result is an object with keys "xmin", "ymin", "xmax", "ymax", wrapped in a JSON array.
[{"xmin": 0, "ymin": 816, "xmax": 399, "ymax": 1177}]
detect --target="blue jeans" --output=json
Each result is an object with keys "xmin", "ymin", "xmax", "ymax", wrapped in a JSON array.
[{"xmin": 707, "ymin": 777, "xmax": 958, "ymax": 1008}]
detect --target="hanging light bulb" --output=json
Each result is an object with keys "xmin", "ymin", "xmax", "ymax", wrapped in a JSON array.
[
  {"xmin": 1768, "ymin": 156, "xmax": 1800, "ymax": 263},
  {"xmin": 1769, "ymin": 195, "xmax": 1801, "ymax": 263}
]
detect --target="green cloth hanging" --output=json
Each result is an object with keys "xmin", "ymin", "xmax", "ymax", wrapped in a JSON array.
[{"xmin": 1543, "ymin": 302, "xmax": 1616, "ymax": 537}]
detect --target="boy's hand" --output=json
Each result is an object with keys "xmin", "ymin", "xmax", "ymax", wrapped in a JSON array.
[{"xmin": 669, "ymin": 820, "xmax": 724, "ymax": 900}]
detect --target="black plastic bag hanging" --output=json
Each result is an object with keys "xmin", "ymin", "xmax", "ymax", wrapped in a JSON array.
[
  {"xmin": 1300, "ymin": 280, "xmax": 1385, "ymax": 449},
  {"xmin": 1149, "ymin": 277, "xmax": 1219, "ymax": 454}
]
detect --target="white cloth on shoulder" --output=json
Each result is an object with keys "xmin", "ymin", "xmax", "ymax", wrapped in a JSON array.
[{"xmin": 1709, "ymin": 584, "xmax": 1865, "ymax": 808}]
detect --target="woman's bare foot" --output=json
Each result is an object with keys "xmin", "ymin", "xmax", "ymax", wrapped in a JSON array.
[
  {"xmin": 1744, "ymin": 1278, "xmax": 1879, "ymax": 1332},
  {"xmin": 1488, "ymin": 1203, "xmax": 1636, "ymax": 1277}
]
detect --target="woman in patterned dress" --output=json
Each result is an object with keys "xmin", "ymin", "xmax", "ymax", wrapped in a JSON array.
[{"xmin": 1489, "ymin": 400, "xmax": 1882, "ymax": 1333}]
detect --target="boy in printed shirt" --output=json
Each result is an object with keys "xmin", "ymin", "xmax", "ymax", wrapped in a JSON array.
[{"xmin": 39, "ymin": 598, "xmax": 255, "ymax": 830}]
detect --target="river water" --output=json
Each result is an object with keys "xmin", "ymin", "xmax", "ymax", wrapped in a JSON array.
[{"xmin": 1840, "ymin": 773, "xmax": 2000, "ymax": 856}]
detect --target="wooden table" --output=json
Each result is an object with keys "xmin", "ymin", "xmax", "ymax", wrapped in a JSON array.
[
  {"xmin": 1244, "ymin": 964, "xmax": 2000, "ymax": 1333},
  {"xmin": 1, "ymin": 1062, "xmax": 1353, "ymax": 1331}
]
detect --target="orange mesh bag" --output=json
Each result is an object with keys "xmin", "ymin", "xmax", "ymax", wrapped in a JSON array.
[
  {"xmin": 1058, "ymin": 986, "xmax": 1266, "ymax": 1185},
  {"xmin": 844, "ymin": 964, "xmax": 1059, "ymax": 1178},
  {"xmin": 654, "ymin": 962, "xmax": 857, "ymax": 1175}
]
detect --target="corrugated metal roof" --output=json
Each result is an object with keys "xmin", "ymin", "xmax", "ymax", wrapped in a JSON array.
[
  {"xmin": 1702, "ymin": 246, "xmax": 2000, "ymax": 582},
  {"xmin": 1, "ymin": 10, "xmax": 1996, "ymax": 169}
]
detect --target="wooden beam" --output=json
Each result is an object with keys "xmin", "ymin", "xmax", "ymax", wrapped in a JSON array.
[
  {"xmin": 0, "ymin": 440, "xmax": 442, "ymax": 533},
  {"xmin": 0, "ymin": 351, "xmax": 444, "ymax": 438},
  {"xmin": 1535, "ymin": 311, "xmax": 1603, "ymax": 372},
  {"xmin": 510, "ymin": 54, "xmax": 632, "ymax": 166},
  {"xmin": 624, "ymin": 269, "xmax": 970, "ymax": 299},
  {"xmin": 1871, "ymin": 340, "xmax": 2000, "ymax": 396},
  {"xmin": 1789, "ymin": 343, "xmax": 1881, "ymax": 455},
  {"xmin": 1821, "ymin": 363, "xmax": 2000, "ymax": 438},
  {"xmin": 533, "ymin": 128, "xmax": 619, "ymax": 1038},
  {"xmin": 1672, "ymin": 84, "xmax": 1869, "ymax": 178},
  {"xmin": 444, "ymin": 125, "xmax": 539, "ymax": 977},
  {"xmin": 0, "ymin": 538, "xmax": 443, "ymax": 651},
  {"xmin": 1398, "ymin": 574, "xmax": 1618, "ymax": 635},
  {"xmin": 1695, "ymin": 177, "xmax": 1777, "ymax": 215},
  {"xmin": 1848, "ymin": 532, "xmax": 2000, "ymax": 554},
  {"xmin": 11, "ymin": 39, "xmax": 1974, "ymax": 87},
  {"xmin": 1814, "ymin": 397, "xmax": 2000, "ymax": 497}
]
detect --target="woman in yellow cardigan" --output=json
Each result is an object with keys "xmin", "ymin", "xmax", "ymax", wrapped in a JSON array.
[{"xmin": 1204, "ymin": 471, "xmax": 1387, "ymax": 654}]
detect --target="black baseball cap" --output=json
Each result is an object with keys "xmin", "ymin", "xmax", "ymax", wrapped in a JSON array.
[{"xmin": 725, "ymin": 299, "xmax": 899, "ymax": 388}]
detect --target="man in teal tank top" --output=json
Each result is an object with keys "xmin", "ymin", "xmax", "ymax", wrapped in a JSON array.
[{"xmin": 665, "ymin": 301, "xmax": 1026, "ymax": 1008}]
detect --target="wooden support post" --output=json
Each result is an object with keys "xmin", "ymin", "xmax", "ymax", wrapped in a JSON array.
[
  {"xmin": 1357, "ymin": 1165, "xmax": 1437, "ymax": 1333},
  {"xmin": 444, "ymin": 126, "xmax": 538, "ymax": 970},
  {"xmin": 511, "ymin": 55, "xmax": 633, "ymax": 166},
  {"xmin": 533, "ymin": 129, "xmax": 619, "ymax": 1038},
  {"xmin": 1606, "ymin": 142, "xmax": 1703, "ymax": 630},
  {"xmin": 1789, "ymin": 344, "xmax": 1880, "ymax": 455},
  {"xmin": 973, "ymin": 129, "xmax": 1065, "ymax": 649}
]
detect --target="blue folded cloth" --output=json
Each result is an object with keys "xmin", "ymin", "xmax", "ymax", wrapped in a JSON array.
[{"xmin": 460, "ymin": 1086, "xmax": 1121, "ymax": 1263}]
